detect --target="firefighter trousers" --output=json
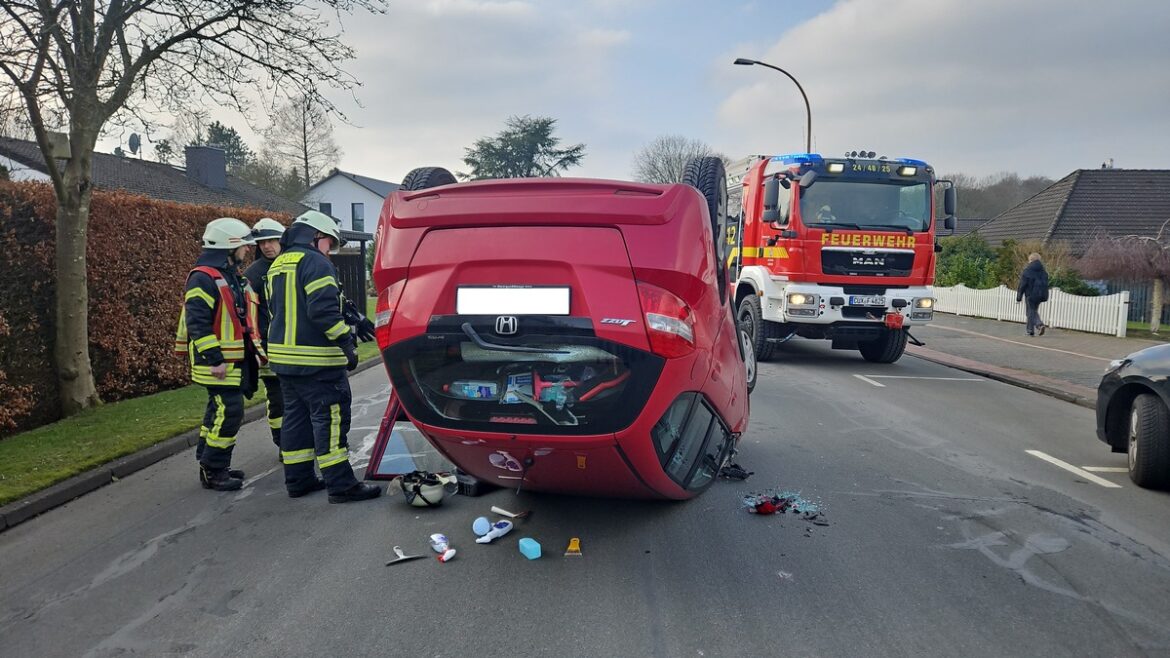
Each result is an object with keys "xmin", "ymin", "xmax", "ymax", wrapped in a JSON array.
[
  {"xmin": 278, "ymin": 369, "xmax": 361, "ymax": 495},
  {"xmin": 196, "ymin": 385, "xmax": 244, "ymax": 471},
  {"xmin": 262, "ymin": 375, "xmax": 284, "ymax": 447}
]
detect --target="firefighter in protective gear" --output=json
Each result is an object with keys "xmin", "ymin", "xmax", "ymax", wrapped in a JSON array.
[
  {"xmin": 175, "ymin": 217, "xmax": 260, "ymax": 492},
  {"xmin": 244, "ymin": 217, "xmax": 286, "ymax": 452},
  {"xmin": 266, "ymin": 210, "xmax": 382, "ymax": 502}
]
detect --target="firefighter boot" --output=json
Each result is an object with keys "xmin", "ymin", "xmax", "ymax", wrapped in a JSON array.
[
  {"xmin": 200, "ymin": 466, "xmax": 243, "ymax": 491},
  {"xmin": 328, "ymin": 483, "xmax": 383, "ymax": 504}
]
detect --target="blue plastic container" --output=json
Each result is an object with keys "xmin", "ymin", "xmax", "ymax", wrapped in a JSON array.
[{"xmin": 518, "ymin": 537, "xmax": 541, "ymax": 560}]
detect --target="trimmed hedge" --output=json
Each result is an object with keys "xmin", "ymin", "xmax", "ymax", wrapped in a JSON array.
[{"xmin": 0, "ymin": 182, "xmax": 288, "ymax": 437}]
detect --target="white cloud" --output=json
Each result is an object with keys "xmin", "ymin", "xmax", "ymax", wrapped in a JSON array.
[{"xmin": 715, "ymin": 0, "xmax": 1170, "ymax": 177}]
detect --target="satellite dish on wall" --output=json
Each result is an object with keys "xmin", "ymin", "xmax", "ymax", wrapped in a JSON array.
[{"xmin": 128, "ymin": 133, "xmax": 141, "ymax": 155}]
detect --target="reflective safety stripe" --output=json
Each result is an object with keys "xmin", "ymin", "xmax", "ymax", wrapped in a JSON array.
[
  {"xmin": 265, "ymin": 396, "xmax": 282, "ymax": 428},
  {"xmin": 205, "ymin": 395, "xmax": 237, "ymax": 449},
  {"xmin": 199, "ymin": 426, "xmax": 208, "ymax": 440},
  {"xmin": 741, "ymin": 246, "xmax": 789, "ymax": 259},
  {"xmin": 318, "ymin": 403, "xmax": 348, "ymax": 469},
  {"xmin": 282, "ymin": 448, "xmax": 316, "ymax": 465},
  {"xmin": 190, "ymin": 352, "xmax": 242, "ymax": 386},
  {"xmin": 192, "ymin": 334, "xmax": 220, "ymax": 352},
  {"xmin": 267, "ymin": 343, "xmax": 347, "ymax": 367},
  {"xmin": 317, "ymin": 447, "xmax": 349, "ymax": 469},
  {"xmin": 185, "ymin": 287, "xmax": 216, "ymax": 307},
  {"xmin": 325, "ymin": 320, "xmax": 349, "ymax": 341},
  {"xmin": 305, "ymin": 276, "xmax": 337, "ymax": 295}
]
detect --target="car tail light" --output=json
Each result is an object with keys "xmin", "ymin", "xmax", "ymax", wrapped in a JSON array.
[
  {"xmin": 636, "ymin": 281, "xmax": 695, "ymax": 358},
  {"xmin": 374, "ymin": 280, "xmax": 405, "ymax": 350}
]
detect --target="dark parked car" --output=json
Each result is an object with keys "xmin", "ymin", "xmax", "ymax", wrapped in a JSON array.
[{"xmin": 1097, "ymin": 344, "xmax": 1170, "ymax": 489}]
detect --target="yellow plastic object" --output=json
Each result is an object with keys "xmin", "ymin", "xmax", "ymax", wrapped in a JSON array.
[{"xmin": 564, "ymin": 537, "xmax": 582, "ymax": 557}]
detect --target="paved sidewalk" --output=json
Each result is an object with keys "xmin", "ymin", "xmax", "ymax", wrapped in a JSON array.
[{"xmin": 908, "ymin": 313, "xmax": 1166, "ymax": 408}]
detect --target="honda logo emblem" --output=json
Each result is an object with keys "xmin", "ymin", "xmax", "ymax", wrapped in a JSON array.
[{"xmin": 495, "ymin": 316, "xmax": 519, "ymax": 335}]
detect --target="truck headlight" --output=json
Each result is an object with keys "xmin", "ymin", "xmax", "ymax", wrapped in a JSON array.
[
  {"xmin": 787, "ymin": 293, "xmax": 817, "ymax": 306},
  {"xmin": 914, "ymin": 297, "xmax": 934, "ymax": 309}
]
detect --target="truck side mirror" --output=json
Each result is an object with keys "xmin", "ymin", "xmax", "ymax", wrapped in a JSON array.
[
  {"xmin": 944, "ymin": 216, "xmax": 956, "ymax": 231},
  {"xmin": 944, "ymin": 186, "xmax": 957, "ymax": 217},
  {"xmin": 762, "ymin": 176, "xmax": 781, "ymax": 223}
]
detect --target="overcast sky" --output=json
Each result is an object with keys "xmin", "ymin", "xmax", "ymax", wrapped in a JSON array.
[{"xmin": 124, "ymin": 0, "xmax": 1170, "ymax": 184}]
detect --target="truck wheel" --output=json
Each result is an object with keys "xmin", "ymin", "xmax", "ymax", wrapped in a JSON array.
[
  {"xmin": 682, "ymin": 156, "xmax": 729, "ymax": 263},
  {"xmin": 738, "ymin": 295, "xmax": 779, "ymax": 362},
  {"xmin": 859, "ymin": 328, "xmax": 908, "ymax": 363},
  {"xmin": 739, "ymin": 319, "xmax": 757, "ymax": 394},
  {"xmin": 1128, "ymin": 394, "xmax": 1170, "ymax": 489},
  {"xmin": 401, "ymin": 166, "xmax": 457, "ymax": 191}
]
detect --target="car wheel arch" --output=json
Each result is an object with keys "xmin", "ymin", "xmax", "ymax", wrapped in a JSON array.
[{"xmin": 1106, "ymin": 381, "xmax": 1170, "ymax": 450}]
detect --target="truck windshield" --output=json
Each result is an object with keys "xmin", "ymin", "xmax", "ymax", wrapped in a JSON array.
[{"xmin": 799, "ymin": 180, "xmax": 931, "ymax": 232}]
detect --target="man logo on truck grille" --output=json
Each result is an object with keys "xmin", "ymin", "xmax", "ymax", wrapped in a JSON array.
[{"xmin": 495, "ymin": 316, "xmax": 519, "ymax": 335}]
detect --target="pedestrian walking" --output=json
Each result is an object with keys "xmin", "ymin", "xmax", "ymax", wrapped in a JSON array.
[
  {"xmin": 244, "ymin": 217, "xmax": 286, "ymax": 454},
  {"xmin": 174, "ymin": 217, "xmax": 261, "ymax": 491},
  {"xmin": 1017, "ymin": 252, "xmax": 1050, "ymax": 336},
  {"xmin": 266, "ymin": 210, "xmax": 382, "ymax": 503}
]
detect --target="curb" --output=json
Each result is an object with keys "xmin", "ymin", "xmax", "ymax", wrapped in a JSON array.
[
  {"xmin": 0, "ymin": 358, "xmax": 383, "ymax": 534},
  {"xmin": 907, "ymin": 346, "xmax": 1097, "ymax": 410}
]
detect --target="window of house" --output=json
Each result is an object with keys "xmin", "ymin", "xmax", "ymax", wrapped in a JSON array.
[
  {"xmin": 318, "ymin": 202, "xmax": 332, "ymax": 216},
  {"xmin": 352, "ymin": 202, "xmax": 365, "ymax": 232}
]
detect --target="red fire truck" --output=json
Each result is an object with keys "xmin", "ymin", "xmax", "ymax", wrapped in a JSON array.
[{"xmin": 707, "ymin": 152, "xmax": 956, "ymax": 379}]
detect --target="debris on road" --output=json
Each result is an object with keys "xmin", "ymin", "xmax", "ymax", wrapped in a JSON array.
[
  {"xmin": 491, "ymin": 505, "xmax": 531, "ymax": 520},
  {"xmin": 385, "ymin": 546, "xmax": 426, "ymax": 566},
  {"xmin": 475, "ymin": 520, "xmax": 514, "ymax": 544},
  {"xmin": 519, "ymin": 537, "xmax": 542, "ymax": 560},
  {"xmin": 742, "ymin": 489, "xmax": 827, "ymax": 526},
  {"xmin": 719, "ymin": 462, "xmax": 754, "ymax": 480},
  {"xmin": 429, "ymin": 533, "xmax": 452, "ymax": 553},
  {"xmin": 437, "ymin": 548, "xmax": 457, "ymax": 563},
  {"xmin": 473, "ymin": 516, "xmax": 491, "ymax": 536},
  {"xmin": 564, "ymin": 537, "xmax": 582, "ymax": 557}
]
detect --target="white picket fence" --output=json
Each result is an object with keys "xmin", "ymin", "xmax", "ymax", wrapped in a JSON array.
[{"xmin": 932, "ymin": 285, "xmax": 1131, "ymax": 337}]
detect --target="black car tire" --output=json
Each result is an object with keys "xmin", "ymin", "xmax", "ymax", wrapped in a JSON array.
[
  {"xmin": 1129, "ymin": 393, "xmax": 1170, "ymax": 489},
  {"xmin": 739, "ymin": 317, "xmax": 757, "ymax": 394},
  {"xmin": 682, "ymin": 157, "xmax": 728, "ymax": 257},
  {"xmin": 738, "ymin": 295, "xmax": 784, "ymax": 362},
  {"xmin": 859, "ymin": 328, "xmax": 908, "ymax": 363},
  {"xmin": 400, "ymin": 166, "xmax": 457, "ymax": 191}
]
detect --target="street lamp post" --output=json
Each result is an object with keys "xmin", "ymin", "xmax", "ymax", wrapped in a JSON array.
[{"xmin": 733, "ymin": 57, "xmax": 812, "ymax": 153}]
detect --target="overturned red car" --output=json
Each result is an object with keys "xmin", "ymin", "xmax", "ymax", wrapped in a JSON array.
[{"xmin": 366, "ymin": 163, "xmax": 751, "ymax": 499}]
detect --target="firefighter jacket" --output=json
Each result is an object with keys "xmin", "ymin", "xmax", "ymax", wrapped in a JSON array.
[
  {"xmin": 174, "ymin": 250, "xmax": 260, "ymax": 387},
  {"xmin": 266, "ymin": 223, "xmax": 353, "ymax": 376},
  {"xmin": 244, "ymin": 255, "xmax": 276, "ymax": 377}
]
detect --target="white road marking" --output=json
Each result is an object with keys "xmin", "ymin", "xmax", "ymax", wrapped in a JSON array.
[
  {"xmin": 931, "ymin": 325, "xmax": 1111, "ymax": 362},
  {"xmin": 865, "ymin": 375, "xmax": 984, "ymax": 381},
  {"xmin": 1026, "ymin": 450, "xmax": 1122, "ymax": 488},
  {"xmin": 243, "ymin": 466, "xmax": 281, "ymax": 488},
  {"xmin": 1082, "ymin": 466, "xmax": 1129, "ymax": 473},
  {"xmin": 853, "ymin": 374, "xmax": 885, "ymax": 387}
]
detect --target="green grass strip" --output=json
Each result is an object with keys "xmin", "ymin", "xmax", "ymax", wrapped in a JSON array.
[{"xmin": 0, "ymin": 299, "xmax": 385, "ymax": 506}]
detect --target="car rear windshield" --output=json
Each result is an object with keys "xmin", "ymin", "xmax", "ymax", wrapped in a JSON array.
[{"xmin": 383, "ymin": 319, "xmax": 664, "ymax": 435}]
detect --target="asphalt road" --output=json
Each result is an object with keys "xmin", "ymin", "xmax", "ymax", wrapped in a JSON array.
[{"xmin": 3, "ymin": 343, "xmax": 1170, "ymax": 657}]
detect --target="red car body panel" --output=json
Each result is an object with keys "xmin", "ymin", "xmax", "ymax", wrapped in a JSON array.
[{"xmin": 369, "ymin": 177, "xmax": 749, "ymax": 500}]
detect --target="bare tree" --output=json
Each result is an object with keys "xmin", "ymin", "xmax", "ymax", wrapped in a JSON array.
[
  {"xmin": 632, "ymin": 135, "xmax": 726, "ymax": 184},
  {"xmin": 0, "ymin": 0, "xmax": 385, "ymax": 416},
  {"xmin": 264, "ymin": 95, "xmax": 341, "ymax": 190},
  {"xmin": 1078, "ymin": 220, "xmax": 1170, "ymax": 332}
]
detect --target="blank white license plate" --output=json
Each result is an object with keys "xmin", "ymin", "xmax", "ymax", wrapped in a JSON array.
[
  {"xmin": 849, "ymin": 295, "xmax": 885, "ymax": 306},
  {"xmin": 457, "ymin": 287, "xmax": 570, "ymax": 315}
]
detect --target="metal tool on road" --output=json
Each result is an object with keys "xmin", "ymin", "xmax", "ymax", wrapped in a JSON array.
[
  {"xmin": 385, "ymin": 546, "xmax": 426, "ymax": 566},
  {"xmin": 491, "ymin": 505, "xmax": 530, "ymax": 520}
]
